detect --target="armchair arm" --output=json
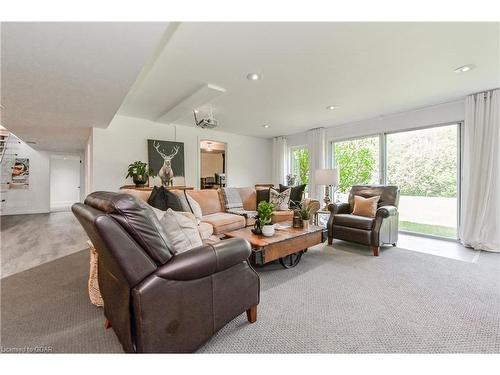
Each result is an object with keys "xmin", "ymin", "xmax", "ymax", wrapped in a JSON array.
[
  {"xmin": 328, "ymin": 202, "xmax": 351, "ymax": 215},
  {"xmin": 376, "ymin": 205, "xmax": 398, "ymax": 219},
  {"xmin": 155, "ymin": 238, "xmax": 251, "ymax": 281}
]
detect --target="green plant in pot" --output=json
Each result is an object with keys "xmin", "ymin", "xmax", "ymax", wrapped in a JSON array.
[
  {"xmin": 126, "ymin": 161, "xmax": 154, "ymax": 187},
  {"xmin": 298, "ymin": 206, "xmax": 311, "ymax": 230},
  {"xmin": 257, "ymin": 201, "xmax": 275, "ymax": 237}
]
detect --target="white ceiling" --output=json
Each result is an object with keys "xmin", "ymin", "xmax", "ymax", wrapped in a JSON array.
[
  {"xmin": 1, "ymin": 22, "xmax": 168, "ymax": 151},
  {"xmin": 120, "ymin": 22, "xmax": 500, "ymax": 138},
  {"xmin": 2, "ymin": 22, "xmax": 499, "ymax": 152}
]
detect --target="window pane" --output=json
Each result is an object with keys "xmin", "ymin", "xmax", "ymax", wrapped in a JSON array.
[
  {"xmin": 386, "ymin": 125, "xmax": 458, "ymax": 238},
  {"xmin": 290, "ymin": 147, "xmax": 310, "ymax": 188},
  {"xmin": 333, "ymin": 136, "xmax": 380, "ymax": 201}
]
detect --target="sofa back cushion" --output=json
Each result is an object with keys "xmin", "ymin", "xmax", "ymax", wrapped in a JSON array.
[
  {"xmin": 84, "ymin": 191, "xmax": 174, "ymax": 265},
  {"xmin": 119, "ymin": 188, "xmax": 151, "ymax": 203},
  {"xmin": 237, "ymin": 187, "xmax": 257, "ymax": 211},
  {"xmin": 349, "ymin": 185, "xmax": 399, "ymax": 209},
  {"xmin": 186, "ymin": 189, "xmax": 223, "ymax": 215}
]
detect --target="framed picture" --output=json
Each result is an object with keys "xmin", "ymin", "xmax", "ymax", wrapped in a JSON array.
[
  {"xmin": 147, "ymin": 139, "xmax": 185, "ymax": 187},
  {"xmin": 11, "ymin": 158, "xmax": 30, "ymax": 189}
]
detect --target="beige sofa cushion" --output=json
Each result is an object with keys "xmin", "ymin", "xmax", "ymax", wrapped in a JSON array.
[
  {"xmin": 271, "ymin": 210, "xmax": 294, "ymax": 223},
  {"xmin": 119, "ymin": 188, "xmax": 151, "ymax": 203},
  {"xmin": 237, "ymin": 187, "xmax": 257, "ymax": 211},
  {"xmin": 201, "ymin": 212, "xmax": 246, "ymax": 234},
  {"xmin": 187, "ymin": 189, "xmax": 223, "ymax": 215},
  {"xmin": 198, "ymin": 221, "xmax": 214, "ymax": 240}
]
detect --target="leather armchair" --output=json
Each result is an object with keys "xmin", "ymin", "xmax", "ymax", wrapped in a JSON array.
[
  {"xmin": 72, "ymin": 192, "xmax": 259, "ymax": 353},
  {"xmin": 327, "ymin": 185, "xmax": 399, "ymax": 256}
]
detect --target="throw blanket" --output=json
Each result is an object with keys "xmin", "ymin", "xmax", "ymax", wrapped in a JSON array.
[
  {"xmin": 222, "ymin": 188, "xmax": 244, "ymax": 210},
  {"xmin": 226, "ymin": 209, "xmax": 258, "ymax": 219}
]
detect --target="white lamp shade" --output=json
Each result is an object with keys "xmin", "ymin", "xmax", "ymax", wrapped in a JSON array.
[{"xmin": 315, "ymin": 168, "xmax": 339, "ymax": 186}]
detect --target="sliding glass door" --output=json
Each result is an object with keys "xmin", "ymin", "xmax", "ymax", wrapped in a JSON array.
[
  {"xmin": 333, "ymin": 135, "xmax": 380, "ymax": 201},
  {"xmin": 386, "ymin": 124, "xmax": 459, "ymax": 238}
]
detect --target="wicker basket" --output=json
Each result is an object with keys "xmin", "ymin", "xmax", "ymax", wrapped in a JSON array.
[{"xmin": 87, "ymin": 240, "xmax": 104, "ymax": 307}]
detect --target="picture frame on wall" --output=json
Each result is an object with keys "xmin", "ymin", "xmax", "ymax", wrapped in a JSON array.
[{"xmin": 147, "ymin": 139, "xmax": 185, "ymax": 187}]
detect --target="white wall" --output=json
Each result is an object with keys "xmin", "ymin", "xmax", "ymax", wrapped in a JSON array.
[
  {"xmin": 2, "ymin": 141, "xmax": 51, "ymax": 215},
  {"xmin": 91, "ymin": 115, "xmax": 272, "ymax": 192},
  {"xmin": 287, "ymin": 100, "xmax": 465, "ymax": 147}
]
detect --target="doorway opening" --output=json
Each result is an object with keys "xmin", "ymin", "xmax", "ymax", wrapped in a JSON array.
[
  {"xmin": 50, "ymin": 154, "xmax": 81, "ymax": 211},
  {"xmin": 200, "ymin": 140, "xmax": 226, "ymax": 189}
]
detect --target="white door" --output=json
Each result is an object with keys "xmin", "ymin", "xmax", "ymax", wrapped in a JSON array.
[{"xmin": 50, "ymin": 155, "xmax": 81, "ymax": 211}]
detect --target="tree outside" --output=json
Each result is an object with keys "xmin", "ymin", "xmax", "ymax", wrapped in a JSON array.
[
  {"xmin": 334, "ymin": 137, "xmax": 379, "ymax": 193},
  {"xmin": 291, "ymin": 147, "xmax": 310, "ymax": 186}
]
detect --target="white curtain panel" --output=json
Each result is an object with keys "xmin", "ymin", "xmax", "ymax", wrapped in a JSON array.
[
  {"xmin": 272, "ymin": 136, "xmax": 288, "ymax": 186},
  {"xmin": 459, "ymin": 89, "xmax": 500, "ymax": 252},
  {"xmin": 307, "ymin": 127, "xmax": 327, "ymax": 200}
]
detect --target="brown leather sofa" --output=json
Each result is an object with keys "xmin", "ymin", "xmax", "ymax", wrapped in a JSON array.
[
  {"xmin": 72, "ymin": 192, "xmax": 260, "ymax": 353},
  {"xmin": 327, "ymin": 185, "xmax": 399, "ymax": 256}
]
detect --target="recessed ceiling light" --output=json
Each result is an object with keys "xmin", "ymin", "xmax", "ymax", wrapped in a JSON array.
[
  {"xmin": 454, "ymin": 64, "xmax": 476, "ymax": 73},
  {"xmin": 246, "ymin": 73, "xmax": 261, "ymax": 81},
  {"xmin": 326, "ymin": 105, "xmax": 338, "ymax": 110},
  {"xmin": 262, "ymin": 124, "xmax": 270, "ymax": 129}
]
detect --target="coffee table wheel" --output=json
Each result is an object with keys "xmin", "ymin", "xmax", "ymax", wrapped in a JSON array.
[{"xmin": 279, "ymin": 251, "xmax": 303, "ymax": 269}]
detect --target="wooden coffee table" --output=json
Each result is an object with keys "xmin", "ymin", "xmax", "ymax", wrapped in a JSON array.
[{"xmin": 225, "ymin": 223, "xmax": 326, "ymax": 269}]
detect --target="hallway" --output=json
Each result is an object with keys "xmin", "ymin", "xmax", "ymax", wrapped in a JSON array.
[{"xmin": 0, "ymin": 211, "xmax": 88, "ymax": 278}]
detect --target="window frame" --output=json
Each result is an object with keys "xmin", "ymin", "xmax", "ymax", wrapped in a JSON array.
[{"xmin": 329, "ymin": 121, "xmax": 462, "ymax": 241}]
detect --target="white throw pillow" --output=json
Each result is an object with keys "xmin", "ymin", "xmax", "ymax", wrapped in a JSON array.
[
  {"xmin": 269, "ymin": 188, "xmax": 291, "ymax": 211},
  {"xmin": 186, "ymin": 193, "xmax": 203, "ymax": 224},
  {"xmin": 159, "ymin": 208, "xmax": 203, "ymax": 254}
]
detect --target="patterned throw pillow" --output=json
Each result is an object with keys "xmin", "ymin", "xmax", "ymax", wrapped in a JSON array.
[{"xmin": 269, "ymin": 188, "xmax": 291, "ymax": 211}]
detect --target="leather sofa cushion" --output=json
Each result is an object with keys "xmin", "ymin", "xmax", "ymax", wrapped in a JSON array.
[
  {"xmin": 271, "ymin": 210, "xmax": 294, "ymax": 223},
  {"xmin": 348, "ymin": 185, "xmax": 399, "ymax": 209},
  {"xmin": 333, "ymin": 214, "xmax": 374, "ymax": 230},
  {"xmin": 201, "ymin": 213, "xmax": 246, "ymax": 235},
  {"xmin": 186, "ymin": 189, "xmax": 223, "ymax": 216},
  {"xmin": 85, "ymin": 191, "xmax": 173, "ymax": 265},
  {"xmin": 237, "ymin": 187, "xmax": 257, "ymax": 211}
]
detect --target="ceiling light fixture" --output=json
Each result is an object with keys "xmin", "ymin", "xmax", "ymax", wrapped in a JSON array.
[
  {"xmin": 454, "ymin": 64, "xmax": 476, "ymax": 73},
  {"xmin": 326, "ymin": 105, "xmax": 338, "ymax": 110},
  {"xmin": 246, "ymin": 73, "xmax": 261, "ymax": 81},
  {"xmin": 262, "ymin": 124, "xmax": 270, "ymax": 129}
]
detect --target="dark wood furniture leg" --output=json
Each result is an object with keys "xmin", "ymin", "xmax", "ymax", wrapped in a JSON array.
[
  {"xmin": 328, "ymin": 237, "xmax": 333, "ymax": 245},
  {"xmin": 104, "ymin": 318, "xmax": 112, "ymax": 329},
  {"xmin": 372, "ymin": 246, "xmax": 380, "ymax": 257},
  {"xmin": 246, "ymin": 305, "xmax": 257, "ymax": 323}
]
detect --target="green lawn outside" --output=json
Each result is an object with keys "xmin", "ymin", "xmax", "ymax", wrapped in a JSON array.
[{"xmin": 399, "ymin": 221, "xmax": 457, "ymax": 239}]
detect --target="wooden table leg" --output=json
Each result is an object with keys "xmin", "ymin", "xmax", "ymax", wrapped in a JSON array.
[{"xmin": 246, "ymin": 305, "xmax": 257, "ymax": 323}]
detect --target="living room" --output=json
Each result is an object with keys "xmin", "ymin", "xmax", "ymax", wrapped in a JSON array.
[{"xmin": 1, "ymin": 1, "xmax": 499, "ymax": 374}]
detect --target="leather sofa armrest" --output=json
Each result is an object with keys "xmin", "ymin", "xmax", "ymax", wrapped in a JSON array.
[
  {"xmin": 376, "ymin": 205, "xmax": 398, "ymax": 219},
  {"xmin": 154, "ymin": 238, "xmax": 252, "ymax": 281},
  {"xmin": 328, "ymin": 202, "xmax": 351, "ymax": 215}
]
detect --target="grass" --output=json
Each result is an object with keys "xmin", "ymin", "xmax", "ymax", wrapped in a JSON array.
[{"xmin": 399, "ymin": 221, "xmax": 457, "ymax": 239}]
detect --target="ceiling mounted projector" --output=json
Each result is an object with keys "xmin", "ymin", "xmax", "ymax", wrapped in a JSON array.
[{"xmin": 193, "ymin": 108, "xmax": 218, "ymax": 129}]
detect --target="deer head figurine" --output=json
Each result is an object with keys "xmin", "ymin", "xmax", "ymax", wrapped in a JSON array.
[{"xmin": 153, "ymin": 141, "xmax": 180, "ymax": 187}]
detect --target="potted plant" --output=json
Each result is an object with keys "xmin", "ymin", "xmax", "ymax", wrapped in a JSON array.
[
  {"xmin": 257, "ymin": 201, "xmax": 275, "ymax": 237},
  {"xmin": 126, "ymin": 161, "xmax": 154, "ymax": 188},
  {"xmin": 298, "ymin": 206, "xmax": 311, "ymax": 230}
]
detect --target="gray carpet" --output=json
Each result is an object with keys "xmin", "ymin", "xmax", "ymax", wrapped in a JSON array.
[{"xmin": 1, "ymin": 242, "xmax": 499, "ymax": 353}]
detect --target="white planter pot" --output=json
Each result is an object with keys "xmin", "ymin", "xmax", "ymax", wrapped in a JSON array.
[
  {"xmin": 261, "ymin": 224, "xmax": 275, "ymax": 237},
  {"xmin": 302, "ymin": 219, "xmax": 310, "ymax": 231}
]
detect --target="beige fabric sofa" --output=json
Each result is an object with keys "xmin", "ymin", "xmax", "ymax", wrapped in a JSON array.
[{"xmin": 120, "ymin": 186, "xmax": 315, "ymax": 239}]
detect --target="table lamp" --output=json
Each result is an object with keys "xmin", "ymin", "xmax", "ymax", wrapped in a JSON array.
[{"xmin": 315, "ymin": 168, "xmax": 339, "ymax": 210}]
